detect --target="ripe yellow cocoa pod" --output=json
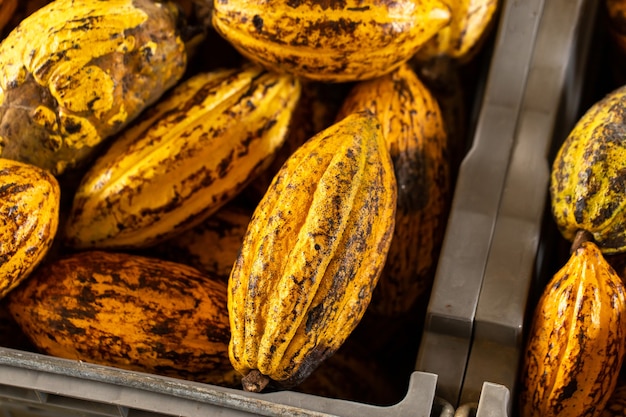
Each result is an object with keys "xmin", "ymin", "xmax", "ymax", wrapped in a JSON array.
[
  {"xmin": 7, "ymin": 250, "xmax": 239, "ymax": 386},
  {"xmin": 0, "ymin": 0, "xmax": 187, "ymax": 175},
  {"xmin": 228, "ymin": 111, "xmax": 397, "ymax": 392},
  {"xmin": 64, "ymin": 64, "xmax": 300, "ymax": 249},
  {"xmin": 550, "ymin": 85, "xmax": 626, "ymax": 254},
  {"xmin": 414, "ymin": 0, "xmax": 499, "ymax": 63},
  {"xmin": 519, "ymin": 237, "xmax": 626, "ymax": 417},
  {"xmin": 336, "ymin": 63, "xmax": 450, "ymax": 316},
  {"xmin": 0, "ymin": 158, "xmax": 60, "ymax": 299},
  {"xmin": 211, "ymin": 0, "xmax": 451, "ymax": 83}
]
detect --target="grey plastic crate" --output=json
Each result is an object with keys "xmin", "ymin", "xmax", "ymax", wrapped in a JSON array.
[
  {"xmin": 0, "ymin": 347, "xmax": 454, "ymax": 417},
  {"xmin": 423, "ymin": 0, "xmax": 598, "ymax": 415},
  {"xmin": 414, "ymin": 0, "xmax": 546, "ymax": 407},
  {"xmin": 0, "ymin": 0, "xmax": 551, "ymax": 415}
]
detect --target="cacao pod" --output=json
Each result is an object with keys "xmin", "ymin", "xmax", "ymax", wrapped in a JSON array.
[
  {"xmin": 550, "ymin": 84, "xmax": 626, "ymax": 254},
  {"xmin": 64, "ymin": 64, "xmax": 300, "ymax": 249},
  {"xmin": 7, "ymin": 250, "xmax": 238, "ymax": 386},
  {"xmin": 336, "ymin": 63, "xmax": 450, "ymax": 316},
  {"xmin": 0, "ymin": 158, "xmax": 60, "ymax": 299},
  {"xmin": 413, "ymin": 0, "xmax": 499, "ymax": 63},
  {"xmin": 211, "ymin": 0, "xmax": 451, "ymax": 82},
  {"xmin": 0, "ymin": 0, "xmax": 187, "ymax": 175},
  {"xmin": 519, "ymin": 238, "xmax": 626, "ymax": 417},
  {"xmin": 228, "ymin": 111, "xmax": 397, "ymax": 392}
]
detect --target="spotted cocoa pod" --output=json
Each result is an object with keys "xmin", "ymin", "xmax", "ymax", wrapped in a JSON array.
[
  {"xmin": 211, "ymin": 0, "xmax": 451, "ymax": 82},
  {"xmin": 519, "ymin": 237, "xmax": 626, "ymax": 417},
  {"xmin": 228, "ymin": 111, "xmax": 397, "ymax": 392},
  {"xmin": 336, "ymin": 62, "xmax": 450, "ymax": 317},
  {"xmin": 550, "ymin": 85, "xmax": 626, "ymax": 254},
  {"xmin": 0, "ymin": 158, "xmax": 60, "ymax": 300},
  {"xmin": 7, "ymin": 250, "xmax": 239, "ymax": 386},
  {"xmin": 0, "ymin": 0, "xmax": 187, "ymax": 175}
]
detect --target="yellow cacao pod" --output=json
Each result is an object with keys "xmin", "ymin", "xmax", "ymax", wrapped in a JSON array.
[
  {"xmin": 150, "ymin": 202, "xmax": 253, "ymax": 283},
  {"xmin": 0, "ymin": 0, "xmax": 187, "ymax": 175},
  {"xmin": 7, "ymin": 250, "xmax": 238, "ymax": 386},
  {"xmin": 414, "ymin": 0, "xmax": 499, "ymax": 63},
  {"xmin": 0, "ymin": 158, "xmax": 60, "ymax": 299},
  {"xmin": 64, "ymin": 64, "xmax": 300, "ymax": 249},
  {"xmin": 228, "ymin": 111, "xmax": 397, "ymax": 391},
  {"xmin": 336, "ymin": 63, "xmax": 450, "ymax": 316},
  {"xmin": 550, "ymin": 85, "xmax": 626, "ymax": 254},
  {"xmin": 519, "ymin": 238, "xmax": 626, "ymax": 417},
  {"xmin": 211, "ymin": 0, "xmax": 451, "ymax": 83}
]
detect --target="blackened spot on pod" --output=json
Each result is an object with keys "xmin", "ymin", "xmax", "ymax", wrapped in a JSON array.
[
  {"xmin": 256, "ymin": 119, "xmax": 277, "ymax": 137},
  {"xmin": 305, "ymin": 303, "xmax": 324, "ymax": 333},
  {"xmin": 574, "ymin": 197, "xmax": 587, "ymax": 225},
  {"xmin": 287, "ymin": 0, "xmax": 346, "ymax": 10},
  {"xmin": 151, "ymin": 319, "xmax": 176, "ymax": 335},
  {"xmin": 253, "ymin": 15, "xmax": 264, "ymax": 32},
  {"xmin": 310, "ymin": 18, "xmax": 358, "ymax": 38},
  {"xmin": 217, "ymin": 150, "xmax": 234, "ymax": 178},
  {"xmin": 0, "ymin": 183, "xmax": 31, "ymax": 197},
  {"xmin": 64, "ymin": 119, "xmax": 82, "ymax": 134},
  {"xmin": 556, "ymin": 371, "xmax": 578, "ymax": 401}
]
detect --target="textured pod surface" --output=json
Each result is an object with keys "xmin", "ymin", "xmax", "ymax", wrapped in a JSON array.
[
  {"xmin": 550, "ymin": 85, "xmax": 626, "ymax": 254},
  {"xmin": 211, "ymin": 0, "xmax": 451, "ymax": 83},
  {"xmin": 7, "ymin": 250, "xmax": 238, "ymax": 386},
  {"xmin": 337, "ymin": 63, "xmax": 449, "ymax": 316},
  {"xmin": 228, "ymin": 111, "xmax": 397, "ymax": 391},
  {"xmin": 0, "ymin": 0, "xmax": 187, "ymax": 175},
  {"xmin": 414, "ymin": 0, "xmax": 499, "ymax": 62},
  {"xmin": 64, "ymin": 65, "xmax": 300, "ymax": 249},
  {"xmin": 0, "ymin": 158, "xmax": 60, "ymax": 299},
  {"xmin": 151, "ymin": 202, "xmax": 252, "ymax": 283},
  {"xmin": 519, "ymin": 241, "xmax": 626, "ymax": 417}
]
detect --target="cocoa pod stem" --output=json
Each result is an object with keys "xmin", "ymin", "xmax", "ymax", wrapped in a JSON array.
[
  {"xmin": 242, "ymin": 370, "xmax": 270, "ymax": 392},
  {"xmin": 571, "ymin": 229, "xmax": 595, "ymax": 253}
]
